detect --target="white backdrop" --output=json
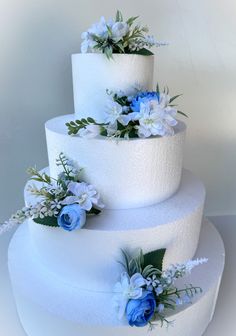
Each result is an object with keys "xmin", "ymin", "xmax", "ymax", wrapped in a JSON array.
[{"xmin": 0, "ymin": 0, "xmax": 236, "ymax": 221}]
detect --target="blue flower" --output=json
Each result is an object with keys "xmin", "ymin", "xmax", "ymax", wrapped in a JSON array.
[
  {"xmin": 57, "ymin": 204, "xmax": 86, "ymax": 231},
  {"xmin": 131, "ymin": 91, "xmax": 160, "ymax": 112},
  {"xmin": 126, "ymin": 292, "xmax": 156, "ymax": 327}
]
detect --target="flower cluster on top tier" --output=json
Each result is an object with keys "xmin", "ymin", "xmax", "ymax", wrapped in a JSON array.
[
  {"xmin": 2, "ymin": 153, "xmax": 104, "ymax": 233},
  {"xmin": 81, "ymin": 10, "xmax": 167, "ymax": 59},
  {"xmin": 113, "ymin": 249, "xmax": 207, "ymax": 329},
  {"xmin": 66, "ymin": 84, "xmax": 186, "ymax": 139}
]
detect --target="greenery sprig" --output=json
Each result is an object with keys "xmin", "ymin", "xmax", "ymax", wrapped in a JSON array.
[
  {"xmin": 5, "ymin": 153, "xmax": 103, "ymax": 229},
  {"xmin": 114, "ymin": 248, "xmax": 207, "ymax": 328},
  {"xmin": 81, "ymin": 10, "xmax": 167, "ymax": 59},
  {"xmin": 66, "ymin": 83, "xmax": 187, "ymax": 139}
]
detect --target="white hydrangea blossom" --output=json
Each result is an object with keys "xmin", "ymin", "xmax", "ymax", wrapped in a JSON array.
[
  {"xmin": 81, "ymin": 16, "xmax": 129, "ymax": 53},
  {"xmin": 77, "ymin": 124, "xmax": 101, "ymax": 138},
  {"xmin": 111, "ymin": 21, "xmax": 129, "ymax": 42},
  {"xmin": 113, "ymin": 272, "xmax": 146, "ymax": 319},
  {"xmin": 105, "ymin": 100, "xmax": 132, "ymax": 126},
  {"xmin": 134, "ymin": 94, "xmax": 178, "ymax": 137},
  {"xmin": 62, "ymin": 181, "xmax": 104, "ymax": 211},
  {"xmin": 80, "ymin": 32, "xmax": 97, "ymax": 53},
  {"xmin": 81, "ymin": 16, "xmax": 111, "ymax": 53}
]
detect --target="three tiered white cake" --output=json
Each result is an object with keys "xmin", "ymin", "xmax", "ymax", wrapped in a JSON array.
[{"xmin": 7, "ymin": 12, "xmax": 225, "ymax": 336}]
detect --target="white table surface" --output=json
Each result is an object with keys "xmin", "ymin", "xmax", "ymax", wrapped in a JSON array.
[{"xmin": 0, "ymin": 216, "xmax": 235, "ymax": 336}]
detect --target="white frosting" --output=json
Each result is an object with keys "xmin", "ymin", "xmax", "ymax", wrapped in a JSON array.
[
  {"xmin": 46, "ymin": 115, "xmax": 186, "ymax": 209},
  {"xmin": 72, "ymin": 53, "xmax": 154, "ymax": 121},
  {"xmin": 8, "ymin": 220, "xmax": 225, "ymax": 331},
  {"xmin": 24, "ymin": 169, "xmax": 205, "ymax": 289}
]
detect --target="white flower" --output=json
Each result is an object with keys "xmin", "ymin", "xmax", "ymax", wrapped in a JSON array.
[
  {"xmin": 106, "ymin": 122, "xmax": 118, "ymax": 137},
  {"xmin": 113, "ymin": 272, "xmax": 146, "ymax": 319},
  {"xmin": 0, "ymin": 221, "xmax": 17, "ymax": 235},
  {"xmin": 111, "ymin": 22, "xmax": 129, "ymax": 42},
  {"xmin": 61, "ymin": 181, "xmax": 104, "ymax": 211},
  {"xmin": 81, "ymin": 16, "xmax": 114, "ymax": 53},
  {"xmin": 78, "ymin": 124, "xmax": 101, "ymax": 138},
  {"xmin": 144, "ymin": 35, "xmax": 169, "ymax": 47},
  {"xmin": 135, "ymin": 97, "xmax": 178, "ymax": 138},
  {"xmin": 80, "ymin": 32, "xmax": 97, "ymax": 53},
  {"xmin": 105, "ymin": 100, "xmax": 132, "ymax": 126},
  {"xmin": 184, "ymin": 258, "xmax": 209, "ymax": 273},
  {"xmin": 162, "ymin": 258, "xmax": 208, "ymax": 285},
  {"xmin": 88, "ymin": 16, "xmax": 109, "ymax": 38}
]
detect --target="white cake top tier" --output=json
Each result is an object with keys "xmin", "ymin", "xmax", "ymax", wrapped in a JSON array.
[
  {"xmin": 72, "ymin": 53, "xmax": 154, "ymax": 121},
  {"xmin": 46, "ymin": 115, "xmax": 186, "ymax": 209}
]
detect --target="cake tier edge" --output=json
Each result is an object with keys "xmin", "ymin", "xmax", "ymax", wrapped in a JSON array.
[
  {"xmin": 8, "ymin": 219, "xmax": 225, "ymax": 333},
  {"xmin": 24, "ymin": 168, "xmax": 205, "ymax": 288},
  {"xmin": 46, "ymin": 115, "xmax": 186, "ymax": 209}
]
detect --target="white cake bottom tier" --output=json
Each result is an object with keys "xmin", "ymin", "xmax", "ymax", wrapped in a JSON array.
[
  {"xmin": 8, "ymin": 220, "xmax": 225, "ymax": 336},
  {"xmin": 46, "ymin": 115, "xmax": 186, "ymax": 209},
  {"xmin": 24, "ymin": 169, "xmax": 205, "ymax": 289}
]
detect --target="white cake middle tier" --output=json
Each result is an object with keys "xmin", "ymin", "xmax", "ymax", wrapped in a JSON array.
[
  {"xmin": 46, "ymin": 115, "xmax": 186, "ymax": 209},
  {"xmin": 24, "ymin": 169, "xmax": 205, "ymax": 291}
]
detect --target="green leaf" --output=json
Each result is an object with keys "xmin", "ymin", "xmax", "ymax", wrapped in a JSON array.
[
  {"xmin": 156, "ymin": 82, "xmax": 160, "ymax": 94},
  {"xmin": 169, "ymin": 94, "xmax": 182, "ymax": 103},
  {"xmin": 143, "ymin": 248, "xmax": 166, "ymax": 271},
  {"xmin": 87, "ymin": 117, "xmax": 96, "ymax": 123},
  {"xmin": 33, "ymin": 216, "xmax": 59, "ymax": 227},
  {"xmin": 130, "ymin": 48, "xmax": 154, "ymax": 56},
  {"xmin": 87, "ymin": 207, "xmax": 101, "ymax": 215},
  {"xmin": 126, "ymin": 16, "xmax": 139, "ymax": 26},
  {"xmin": 106, "ymin": 24, "xmax": 112, "ymax": 37},
  {"xmin": 104, "ymin": 45, "xmax": 113, "ymax": 60},
  {"xmin": 116, "ymin": 42, "xmax": 125, "ymax": 53},
  {"xmin": 177, "ymin": 110, "xmax": 188, "ymax": 118},
  {"xmin": 121, "ymin": 249, "xmax": 131, "ymax": 275},
  {"xmin": 116, "ymin": 10, "xmax": 123, "ymax": 22},
  {"xmin": 81, "ymin": 118, "xmax": 88, "ymax": 124}
]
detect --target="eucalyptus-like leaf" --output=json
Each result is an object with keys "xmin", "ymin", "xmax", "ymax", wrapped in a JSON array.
[
  {"xmin": 126, "ymin": 16, "xmax": 139, "ymax": 27},
  {"xmin": 177, "ymin": 110, "xmax": 188, "ymax": 118},
  {"xmin": 129, "ymin": 48, "xmax": 154, "ymax": 56},
  {"xmin": 169, "ymin": 94, "xmax": 183, "ymax": 103},
  {"xmin": 106, "ymin": 24, "xmax": 113, "ymax": 37},
  {"xmin": 116, "ymin": 10, "xmax": 123, "ymax": 22},
  {"xmin": 87, "ymin": 207, "xmax": 101, "ymax": 215},
  {"xmin": 33, "ymin": 216, "xmax": 59, "ymax": 227},
  {"xmin": 104, "ymin": 45, "xmax": 113, "ymax": 60}
]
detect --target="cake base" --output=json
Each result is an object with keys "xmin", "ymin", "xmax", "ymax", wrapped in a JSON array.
[{"xmin": 8, "ymin": 220, "xmax": 225, "ymax": 336}]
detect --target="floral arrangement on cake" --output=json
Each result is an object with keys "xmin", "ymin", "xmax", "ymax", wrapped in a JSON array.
[
  {"xmin": 66, "ymin": 84, "xmax": 186, "ymax": 139},
  {"xmin": 113, "ymin": 248, "xmax": 207, "ymax": 328},
  {"xmin": 81, "ymin": 10, "xmax": 167, "ymax": 59},
  {"xmin": 1, "ymin": 153, "xmax": 104, "ymax": 234}
]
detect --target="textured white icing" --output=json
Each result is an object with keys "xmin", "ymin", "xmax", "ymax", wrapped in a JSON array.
[
  {"xmin": 46, "ymin": 115, "xmax": 186, "ymax": 209},
  {"xmin": 24, "ymin": 169, "xmax": 205, "ymax": 289},
  {"xmin": 72, "ymin": 53, "xmax": 154, "ymax": 121},
  {"xmin": 8, "ymin": 220, "xmax": 225, "ymax": 331}
]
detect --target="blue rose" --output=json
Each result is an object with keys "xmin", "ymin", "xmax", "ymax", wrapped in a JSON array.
[
  {"xmin": 131, "ymin": 91, "xmax": 160, "ymax": 112},
  {"xmin": 57, "ymin": 204, "xmax": 86, "ymax": 231},
  {"xmin": 126, "ymin": 292, "xmax": 156, "ymax": 327}
]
